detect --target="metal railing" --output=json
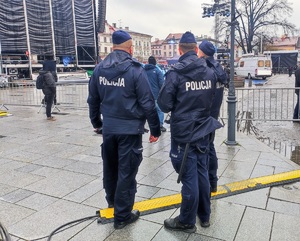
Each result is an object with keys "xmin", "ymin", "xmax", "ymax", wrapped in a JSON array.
[
  {"xmin": 0, "ymin": 81, "xmax": 89, "ymax": 109},
  {"xmin": 220, "ymin": 87, "xmax": 300, "ymax": 121},
  {"xmin": 1, "ymin": 82, "xmax": 299, "ymax": 122}
]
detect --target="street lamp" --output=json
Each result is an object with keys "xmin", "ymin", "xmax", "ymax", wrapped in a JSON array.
[
  {"xmin": 201, "ymin": 0, "xmax": 230, "ymax": 18},
  {"xmin": 201, "ymin": 0, "xmax": 237, "ymax": 145},
  {"xmin": 225, "ymin": 0, "xmax": 237, "ymax": 145}
]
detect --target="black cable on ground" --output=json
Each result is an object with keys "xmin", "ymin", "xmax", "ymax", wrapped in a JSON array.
[
  {"xmin": 4, "ymin": 215, "xmax": 98, "ymax": 241},
  {"xmin": 46, "ymin": 215, "xmax": 98, "ymax": 241},
  {"xmin": 0, "ymin": 221, "xmax": 11, "ymax": 241},
  {"xmin": 28, "ymin": 216, "xmax": 96, "ymax": 241}
]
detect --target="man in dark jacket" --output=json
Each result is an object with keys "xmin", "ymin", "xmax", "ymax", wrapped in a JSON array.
[
  {"xmin": 43, "ymin": 55, "xmax": 58, "ymax": 105},
  {"xmin": 158, "ymin": 32, "xmax": 222, "ymax": 233},
  {"xmin": 40, "ymin": 70, "xmax": 56, "ymax": 121},
  {"xmin": 293, "ymin": 67, "xmax": 300, "ymax": 120},
  {"xmin": 87, "ymin": 30, "xmax": 161, "ymax": 229},
  {"xmin": 198, "ymin": 40, "xmax": 228, "ymax": 192},
  {"xmin": 144, "ymin": 56, "xmax": 166, "ymax": 132}
]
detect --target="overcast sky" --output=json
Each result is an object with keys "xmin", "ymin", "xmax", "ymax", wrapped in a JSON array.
[{"xmin": 106, "ymin": 0, "xmax": 300, "ymax": 40}]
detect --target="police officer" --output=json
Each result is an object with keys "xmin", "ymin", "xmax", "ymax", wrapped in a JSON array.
[
  {"xmin": 198, "ymin": 40, "xmax": 228, "ymax": 192},
  {"xmin": 87, "ymin": 30, "xmax": 161, "ymax": 229},
  {"xmin": 158, "ymin": 32, "xmax": 222, "ymax": 233}
]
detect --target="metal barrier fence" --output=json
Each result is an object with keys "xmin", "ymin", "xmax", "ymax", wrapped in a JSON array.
[
  {"xmin": 0, "ymin": 82, "xmax": 299, "ymax": 121},
  {"xmin": 0, "ymin": 81, "xmax": 89, "ymax": 109},
  {"xmin": 220, "ymin": 87, "xmax": 300, "ymax": 121}
]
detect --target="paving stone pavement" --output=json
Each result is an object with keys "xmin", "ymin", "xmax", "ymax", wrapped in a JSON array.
[{"xmin": 0, "ymin": 105, "xmax": 299, "ymax": 241}]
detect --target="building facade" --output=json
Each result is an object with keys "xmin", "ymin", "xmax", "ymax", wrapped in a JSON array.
[
  {"xmin": 98, "ymin": 21, "xmax": 152, "ymax": 63},
  {"xmin": 266, "ymin": 36, "xmax": 300, "ymax": 51},
  {"xmin": 151, "ymin": 38, "xmax": 164, "ymax": 60}
]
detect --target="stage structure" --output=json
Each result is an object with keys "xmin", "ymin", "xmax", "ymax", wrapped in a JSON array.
[{"xmin": 0, "ymin": 0, "xmax": 100, "ymax": 79}]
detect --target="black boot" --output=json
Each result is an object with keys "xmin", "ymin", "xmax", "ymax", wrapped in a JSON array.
[
  {"xmin": 114, "ymin": 210, "xmax": 140, "ymax": 229},
  {"xmin": 164, "ymin": 216, "xmax": 196, "ymax": 233}
]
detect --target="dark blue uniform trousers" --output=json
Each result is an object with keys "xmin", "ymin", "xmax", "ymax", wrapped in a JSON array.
[
  {"xmin": 101, "ymin": 134, "xmax": 143, "ymax": 223},
  {"xmin": 209, "ymin": 90, "xmax": 223, "ymax": 190},
  {"xmin": 170, "ymin": 135, "xmax": 211, "ymax": 225},
  {"xmin": 208, "ymin": 131, "xmax": 218, "ymax": 189}
]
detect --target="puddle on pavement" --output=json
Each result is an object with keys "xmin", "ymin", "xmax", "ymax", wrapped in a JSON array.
[
  {"xmin": 291, "ymin": 146, "xmax": 300, "ymax": 165},
  {"xmin": 258, "ymin": 137, "xmax": 300, "ymax": 165}
]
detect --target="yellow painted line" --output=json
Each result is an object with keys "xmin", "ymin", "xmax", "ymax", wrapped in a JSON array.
[{"xmin": 98, "ymin": 169, "xmax": 300, "ymax": 223}]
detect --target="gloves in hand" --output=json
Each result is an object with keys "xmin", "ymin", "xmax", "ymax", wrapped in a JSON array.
[
  {"xmin": 94, "ymin": 128, "xmax": 102, "ymax": 134},
  {"xmin": 149, "ymin": 135, "xmax": 159, "ymax": 143}
]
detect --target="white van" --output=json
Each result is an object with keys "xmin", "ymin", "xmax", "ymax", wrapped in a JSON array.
[{"xmin": 235, "ymin": 54, "xmax": 272, "ymax": 79}]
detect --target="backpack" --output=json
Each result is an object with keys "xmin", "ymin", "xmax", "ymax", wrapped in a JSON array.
[{"xmin": 36, "ymin": 74, "xmax": 45, "ymax": 89}]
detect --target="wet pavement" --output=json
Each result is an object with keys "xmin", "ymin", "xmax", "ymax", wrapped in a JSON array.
[
  {"xmin": 0, "ymin": 105, "xmax": 300, "ymax": 241},
  {"xmin": 251, "ymin": 74, "xmax": 300, "ymax": 165}
]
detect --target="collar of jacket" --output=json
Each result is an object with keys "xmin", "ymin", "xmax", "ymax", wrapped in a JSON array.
[{"xmin": 178, "ymin": 50, "xmax": 197, "ymax": 62}]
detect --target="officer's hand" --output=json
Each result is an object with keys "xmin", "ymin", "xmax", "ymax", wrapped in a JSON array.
[
  {"xmin": 94, "ymin": 128, "xmax": 102, "ymax": 134},
  {"xmin": 149, "ymin": 135, "xmax": 159, "ymax": 143}
]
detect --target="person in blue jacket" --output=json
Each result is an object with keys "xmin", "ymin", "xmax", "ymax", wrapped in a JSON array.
[
  {"xmin": 158, "ymin": 32, "xmax": 222, "ymax": 233},
  {"xmin": 144, "ymin": 56, "xmax": 166, "ymax": 132},
  {"xmin": 198, "ymin": 40, "xmax": 228, "ymax": 193},
  {"xmin": 87, "ymin": 30, "xmax": 161, "ymax": 230}
]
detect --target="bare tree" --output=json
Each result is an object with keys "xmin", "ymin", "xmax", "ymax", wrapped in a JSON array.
[{"xmin": 234, "ymin": 0, "xmax": 297, "ymax": 54}]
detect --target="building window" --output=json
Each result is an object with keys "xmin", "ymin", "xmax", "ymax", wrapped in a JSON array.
[
  {"xmin": 104, "ymin": 37, "xmax": 107, "ymax": 43},
  {"xmin": 169, "ymin": 52, "xmax": 172, "ymax": 57},
  {"xmin": 104, "ymin": 47, "xmax": 107, "ymax": 53}
]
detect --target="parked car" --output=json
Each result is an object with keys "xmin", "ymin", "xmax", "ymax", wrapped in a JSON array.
[{"xmin": 235, "ymin": 54, "xmax": 272, "ymax": 80}]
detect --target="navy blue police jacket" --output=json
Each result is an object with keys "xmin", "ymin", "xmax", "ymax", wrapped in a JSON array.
[
  {"xmin": 157, "ymin": 51, "xmax": 222, "ymax": 143},
  {"xmin": 206, "ymin": 56, "xmax": 228, "ymax": 119},
  {"xmin": 87, "ymin": 50, "xmax": 161, "ymax": 137}
]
